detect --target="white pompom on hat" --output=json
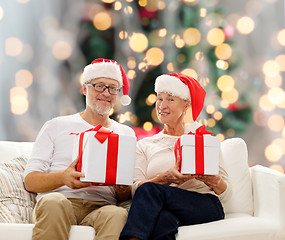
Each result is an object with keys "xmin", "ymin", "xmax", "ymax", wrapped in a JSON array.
[
  {"xmin": 154, "ymin": 73, "xmax": 206, "ymax": 121},
  {"xmin": 82, "ymin": 58, "xmax": 131, "ymax": 105}
]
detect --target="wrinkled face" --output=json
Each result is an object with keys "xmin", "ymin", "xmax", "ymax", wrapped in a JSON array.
[
  {"xmin": 156, "ymin": 92, "xmax": 190, "ymax": 125},
  {"xmin": 83, "ymin": 77, "xmax": 119, "ymax": 116}
]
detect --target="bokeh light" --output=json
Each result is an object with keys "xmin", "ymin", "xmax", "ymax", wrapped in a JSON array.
[
  {"xmin": 200, "ymin": 8, "xmax": 207, "ymax": 17},
  {"xmin": 277, "ymin": 29, "xmax": 285, "ymax": 46},
  {"xmin": 265, "ymin": 74, "xmax": 282, "ymax": 88},
  {"xmin": 216, "ymin": 133, "xmax": 224, "ymax": 142},
  {"xmin": 267, "ymin": 87, "xmax": 285, "ymax": 105},
  {"xmin": 159, "ymin": 28, "xmax": 167, "ymax": 37},
  {"xmin": 93, "ymin": 11, "xmax": 112, "ymax": 31},
  {"xmin": 277, "ymin": 99, "xmax": 285, "ymax": 109},
  {"xmin": 114, "ymin": 1, "xmax": 122, "ymax": 10},
  {"xmin": 213, "ymin": 111, "xmax": 223, "ymax": 120},
  {"xmin": 5, "ymin": 37, "xmax": 23, "ymax": 56},
  {"xmin": 217, "ymin": 75, "xmax": 235, "ymax": 91},
  {"xmin": 123, "ymin": 6, "xmax": 133, "ymax": 15},
  {"xmin": 269, "ymin": 164, "xmax": 284, "ymax": 173},
  {"xmin": 206, "ymin": 105, "xmax": 215, "ymax": 114},
  {"xmin": 167, "ymin": 62, "xmax": 174, "ymax": 71},
  {"xmin": 183, "ymin": 28, "xmax": 201, "ymax": 46},
  {"xmin": 143, "ymin": 121, "xmax": 153, "ymax": 131},
  {"xmin": 127, "ymin": 70, "xmax": 136, "ymax": 80},
  {"xmin": 216, "ymin": 60, "xmax": 229, "ymax": 70},
  {"xmin": 10, "ymin": 87, "xmax": 29, "ymax": 115},
  {"xmin": 236, "ymin": 16, "xmax": 255, "ymax": 35},
  {"xmin": 207, "ymin": 28, "xmax": 225, "ymax": 46},
  {"xmin": 174, "ymin": 35, "xmax": 185, "ymax": 48},
  {"xmin": 259, "ymin": 95, "xmax": 275, "ymax": 111},
  {"xmin": 15, "ymin": 70, "xmax": 33, "ymax": 88},
  {"xmin": 221, "ymin": 88, "xmax": 239, "ymax": 104},
  {"xmin": 263, "ymin": 60, "xmax": 280, "ymax": 77},
  {"xmin": 127, "ymin": 57, "xmax": 136, "ymax": 69},
  {"xmin": 145, "ymin": 47, "xmax": 164, "ymax": 66},
  {"xmin": 207, "ymin": 118, "xmax": 216, "ymax": 128},
  {"xmin": 181, "ymin": 68, "xmax": 198, "ymax": 79},
  {"xmin": 267, "ymin": 115, "xmax": 284, "ymax": 132},
  {"xmin": 265, "ymin": 144, "xmax": 282, "ymax": 162},
  {"xmin": 146, "ymin": 93, "xmax": 156, "ymax": 106},
  {"xmin": 119, "ymin": 31, "xmax": 128, "ymax": 39},
  {"xmin": 101, "ymin": 0, "xmax": 115, "ymax": 3},
  {"xmin": 215, "ymin": 43, "xmax": 232, "ymax": 60},
  {"xmin": 272, "ymin": 138, "xmax": 285, "ymax": 154},
  {"xmin": 52, "ymin": 40, "xmax": 72, "ymax": 60},
  {"xmin": 275, "ymin": 55, "xmax": 285, "ymax": 71},
  {"xmin": 129, "ymin": 33, "xmax": 148, "ymax": 53}
]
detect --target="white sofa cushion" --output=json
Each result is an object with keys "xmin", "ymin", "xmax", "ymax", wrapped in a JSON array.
[
  {"xmin": 220, "ymin": 138, "xmax": 253, "ymax": 215},
  {"xmin": 0, "ymin": 156, "xmax": 36, "ymax": 223},
  {"xmin": 0, "ymin": 223, "xmax": 95, "ymax": 240},
  {"xmin": 176, "ymin": 214, "xmax": 281, "ymax": 240}
]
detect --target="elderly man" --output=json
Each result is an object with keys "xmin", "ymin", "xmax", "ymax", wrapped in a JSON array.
[{"xmin": 24, "ymin": 58, "xmax": 135, "ymax": 240}]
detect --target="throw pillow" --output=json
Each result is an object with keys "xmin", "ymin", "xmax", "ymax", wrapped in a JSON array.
[{"xmin": 0, "ymin": 156, "xmax": 36, "ymax": 223}]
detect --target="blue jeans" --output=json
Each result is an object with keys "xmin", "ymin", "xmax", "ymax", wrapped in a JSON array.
[{"xmin": 120, "ymin": 182, "xmax": 224, "ymax": 240}]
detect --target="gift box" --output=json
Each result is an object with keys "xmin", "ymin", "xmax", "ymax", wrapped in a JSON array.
[
  {"xmin": 175, "ymin": 125, "xmax": 220, "ymax": 175},
  {"xmin": 72, "ymin": 125, "xmax": 136, "ymax": 186}
]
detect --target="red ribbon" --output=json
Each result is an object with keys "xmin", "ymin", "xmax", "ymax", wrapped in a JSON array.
[
  {"xmin": 174, "ymin": 125, "xmax": 213, "ymax": 174},
  {"xmin": 71, "ymin": 124, "xmax": 119, "ymax": 185}
]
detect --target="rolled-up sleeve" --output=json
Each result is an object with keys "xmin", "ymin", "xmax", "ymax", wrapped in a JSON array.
[{"xmin": 24, "ymin": 119, "xmax": 55, "ymax": 177}]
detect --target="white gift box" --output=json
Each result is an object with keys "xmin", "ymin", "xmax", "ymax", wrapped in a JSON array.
[
  {"xmin": 72, "ymin": 130, "xmax": 136, "ymax": 185},
  {"xmin": 179, "ymin": 134, "xmax": 220, "ymax": 175}
]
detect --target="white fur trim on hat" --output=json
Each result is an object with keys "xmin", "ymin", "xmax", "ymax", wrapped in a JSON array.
[
  {"xmin": 154, "ymin": 74, "xmax": 190, "ymax": 100},
  {"xmin": 82, "ymin": 62, "xmax": 123, "ymax": 87}
]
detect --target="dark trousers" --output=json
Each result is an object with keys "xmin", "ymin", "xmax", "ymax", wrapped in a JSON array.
[{"xmin": 120, "ymin": 182, "xmax": 224, "ymax": 240}]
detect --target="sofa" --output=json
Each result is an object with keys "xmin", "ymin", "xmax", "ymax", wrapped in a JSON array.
[{"xmin": 0, "ymin": 138, "xmax": 284, "ymax": 240}]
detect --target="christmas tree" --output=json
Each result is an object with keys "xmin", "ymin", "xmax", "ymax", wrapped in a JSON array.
[{"xmin": 78, "ymin": 0, "xmax": 252, "ymax": 140}]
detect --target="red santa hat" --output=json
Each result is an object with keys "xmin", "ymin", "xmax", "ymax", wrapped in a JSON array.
[
  {"xmin": 82, "ymin": 58, "xmax": 131, "ymax": 105},
  {"xmin": 154, "ymin": 73, "xmax": 206, "ymax": 121}
]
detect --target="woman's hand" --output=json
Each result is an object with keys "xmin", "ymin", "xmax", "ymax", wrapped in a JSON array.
[
  {"xmin": 195, "ymin": 174, "xmax": 227, "ymax": 195},
  {"xmin": 153, "ymin": 152, "xmax": 195, "ymax": 186}
]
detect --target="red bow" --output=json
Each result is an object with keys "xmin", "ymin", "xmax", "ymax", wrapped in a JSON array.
[{"xmin": 71, "ymin": 124, "xmax": 119, "ymax": 185}]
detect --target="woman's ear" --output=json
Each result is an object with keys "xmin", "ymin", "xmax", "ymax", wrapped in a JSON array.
[{"xmin": 184, "ymin": 100, "xmax": 191, "ymax": 112}]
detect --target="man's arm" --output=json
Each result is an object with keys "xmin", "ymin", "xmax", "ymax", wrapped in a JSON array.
[{"xmin": 24, "ymin": 156, "xmax": 91, "ymax": 193}]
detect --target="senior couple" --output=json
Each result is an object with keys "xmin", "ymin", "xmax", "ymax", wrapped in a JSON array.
[{"xmin": 24, "ymin": 58, "xmax": 232, "ymax": 240}]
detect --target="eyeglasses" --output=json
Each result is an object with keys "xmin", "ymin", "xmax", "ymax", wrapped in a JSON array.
[{"xmin": 86, "ymin": 83, "xmax": 121, "ymax": 95}]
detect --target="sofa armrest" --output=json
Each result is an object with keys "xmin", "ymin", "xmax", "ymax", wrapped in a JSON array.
[{"xmin": 250, "ymin": 165, "xmax": 285, "ymax": 231}]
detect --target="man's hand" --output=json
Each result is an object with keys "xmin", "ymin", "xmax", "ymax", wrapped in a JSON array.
[
  {"xmin": 62, "ymin": 156, "xmax": 92, "ymax": 189},
  {"xmin": 113, "ymin": 185, "xmax": 131, "ymax": 202},
  {"xmin": 24, "ymin": 156, "xmax": 91, "ymax": 193}
]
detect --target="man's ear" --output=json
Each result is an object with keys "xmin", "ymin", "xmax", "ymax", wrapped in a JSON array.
[{"xmin": 82, "ymin": 83, "xmax": 87, "ymax": 96}]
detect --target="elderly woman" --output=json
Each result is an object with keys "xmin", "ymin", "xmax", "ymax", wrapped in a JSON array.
[{"xmin": 120, "ymin": 73, "xmax": 232, "ymax": 240}]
